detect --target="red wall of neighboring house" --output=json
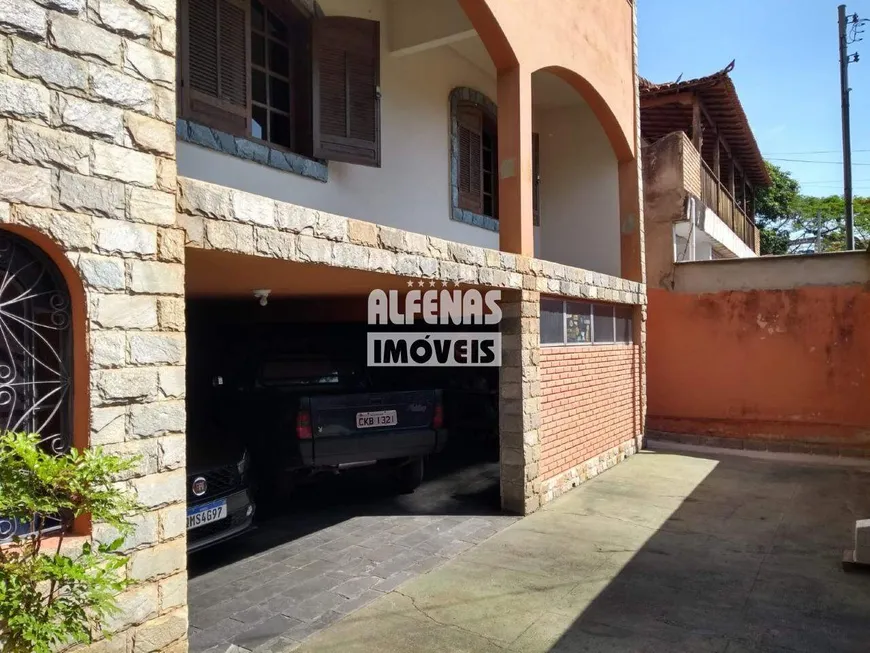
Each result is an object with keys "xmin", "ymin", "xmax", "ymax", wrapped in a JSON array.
[
  {"xmin": 540, "ymin": 345, "xmax": 641, "ymax": 480},
  {"xmin": 647, "ymin": 286, "xmax": 870, "ymax": 452}
]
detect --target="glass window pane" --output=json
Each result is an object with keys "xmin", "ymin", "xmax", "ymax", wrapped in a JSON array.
[
  {"xmin": 252, "ymin": 34, "xmax": 266, "ymax": 67},
  {"xmin": 252, "ymin": 69, "xmax": 267, "ymax": 104},
  {"xmin": 269, "ymin": 76, "xmax": 290, "ymax": 112},
  {"xmin": 593, "ymin": 304, "xmax": 615, "ymax": 343},
  {"xmin": 615, "ymin": 305, "xmax": 633, "ymax": 343},
  {"xmin": 540, "ymin": 299, "xmax": 564, "ymax": 344},
  {"xmin": 482, "ymin": 194, "xmax": 493, "ymax": 218},
  {"xmin": 268, "ymin": 12, "xmax": 287, "ymax": 40},
  {"xmin": 269, "ymin": 40, "xmax": 289, "ymax": 77},
  {"xmin": 566, "ymin": 302, "xmax": 592, "ymax": 344},
  {"xmin": 251, "ymin": 0, "xmax": 265, "ymax": 31},
  {"xmin": 270, "ymin": 111, "xmax": 291, "ymax": 148},
  {"xmin": 252, "ymin": 105, "xmax": 267, "ymax": 140}
]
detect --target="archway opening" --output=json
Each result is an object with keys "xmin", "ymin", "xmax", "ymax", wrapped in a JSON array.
[
  {"xmin": 0, "ymin": 228, "xmax": 83, "ymax": 542},
  {"xmin": 531, "ymin": 69, "xmax": 622, "ymax": 276}
]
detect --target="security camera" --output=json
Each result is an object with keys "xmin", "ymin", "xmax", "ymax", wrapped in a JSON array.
[{"xmin": 253, "ymin": 289, "xmax": 271, "ymax": 307}]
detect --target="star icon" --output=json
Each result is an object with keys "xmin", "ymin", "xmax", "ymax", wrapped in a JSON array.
[
  {"xmin": 441, "ymin": 280, "xmax": 450, "ymax": 287},
  {"xmin": 417, "ymin": 279, "xmax": 425, "ymax": 287},
  {"xmin": 406, "ymin": 280, "xmax": 415, "ymax": 287},
  {"xmin": 429, "ymin": 280, "xmax": 436, "ymax": 287}
]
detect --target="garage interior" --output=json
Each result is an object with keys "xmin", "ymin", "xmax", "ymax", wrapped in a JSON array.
[{"xmin": 184, "ymin": 249, "xmax": 510, "ymax": 651}]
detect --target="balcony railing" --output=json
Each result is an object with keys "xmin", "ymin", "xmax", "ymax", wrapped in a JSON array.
[{"xmin": 700, "ymin": 160, "xmax": 758, "ymax": 253}]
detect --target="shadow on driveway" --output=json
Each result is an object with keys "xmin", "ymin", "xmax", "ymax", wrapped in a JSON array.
[{"xmin": 289, "ymin": 448, "xmax": 870, "ymax": 653}]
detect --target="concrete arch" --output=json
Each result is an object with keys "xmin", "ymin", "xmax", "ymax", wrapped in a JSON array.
[
  {"xmin": 535, "ymin": 65, "xmax": 633, "ymax": 163},
  {"xmin": 456, "ymin": 0, "xmax": 518, "ymax": 70}
]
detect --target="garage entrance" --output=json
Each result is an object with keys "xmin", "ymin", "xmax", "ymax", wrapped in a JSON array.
[{"xmin": 184, "ymin": 249, "xmax": 509, "ymax": 651}]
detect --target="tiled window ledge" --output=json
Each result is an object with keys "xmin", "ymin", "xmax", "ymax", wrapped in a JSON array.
[{"xmin": 176, "ymin": 119, "xmax": 328, "ymax": 183}]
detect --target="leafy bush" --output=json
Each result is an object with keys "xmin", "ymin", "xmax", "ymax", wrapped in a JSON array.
[{"xmin": 0, "ymin": 432, "xmax": 142, "ymax": 653}]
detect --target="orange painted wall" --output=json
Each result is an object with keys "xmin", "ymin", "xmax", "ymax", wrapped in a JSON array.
[
  {"xmin": 464, "ymin": 0, "xmax": 636, "ymax": 161},
  {"xmin": 540, "ymin": 345, "xmax": 641, "ymax": 480},
  {"xmin": 647, "ymin": 287, "xmax": 870, "ymax": 447}
]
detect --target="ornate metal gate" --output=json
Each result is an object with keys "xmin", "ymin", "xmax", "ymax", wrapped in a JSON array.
[{"xmin": 0, "ymin": 231, "xmax": 73, "ymax": 542}]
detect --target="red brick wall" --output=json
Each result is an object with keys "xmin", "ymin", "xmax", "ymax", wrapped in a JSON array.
[{"xmin": 540, "ymin": 345, "xmax": 641, "ymax": 480}]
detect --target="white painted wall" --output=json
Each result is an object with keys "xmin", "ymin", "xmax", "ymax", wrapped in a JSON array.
[
  {"xmin": 532, "ymin": 104, "xmax": 621, "ymax": 276},
  {"xmin": 177, "ymin": 0, "xmax": 500, "ymax": 249}
]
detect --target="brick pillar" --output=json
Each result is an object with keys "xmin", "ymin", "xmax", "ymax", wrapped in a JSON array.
[
  {"xmin": 0, "ymin": 0, "xmax": 186, "ymax": 650},
  {"xmin": 499, "ymin": 289, "xmax": 541, "ymax": 515},
  {"xmin": 496, "ymin": 65, "xmax": 534, "ymax": 257}
]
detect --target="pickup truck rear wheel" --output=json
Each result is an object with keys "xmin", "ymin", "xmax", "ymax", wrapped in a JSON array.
[{"xmin": 393, "ymin": 457, "xmax": 424, "ymax": 494}]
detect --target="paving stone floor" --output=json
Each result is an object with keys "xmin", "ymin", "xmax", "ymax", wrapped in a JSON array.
[{"xmin": 187, "ymin": 453, "xmax": 515, "ymax": 652}]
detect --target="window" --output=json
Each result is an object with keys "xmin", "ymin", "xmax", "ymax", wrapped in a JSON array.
[
  {"xmin": 180, "ymin": 0, "xmax": 381, "ymax": 166},
  {"xmin": 566, "ymin": 301, "xmax": 592, "ymax": 344},
  {"xmin": 457, "ymin": 102, "xmax": 495, "ymax": 218},
  {"xmin": 250, "ymin": 0, "xmax": 304, "ymax": 149},
  {"xmin": 540, "ymin": 298, "xmax": 565, "ymax": 344},
  {"xmin": 451, "ymin": 88, "xmax": 540, "ymax": 228},
  {"xmin": 540, "ymin": 299, "xmax": 634, "ymax": 346},
  {"xmin": 0, "ymin": 231, "xmax": 73, "ymax": 543}
]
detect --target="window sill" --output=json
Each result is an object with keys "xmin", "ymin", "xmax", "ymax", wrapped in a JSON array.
[
  {"xmin": 451, "ymin": 206, "xmax": 499, "ymax": 233},
  {"xmin": 177, "ymin": 119, "xmax": 329, "ymax": 183},
  {"xmin": 1, "ymin": 533, "xmax": 89, "ymax": 555}
]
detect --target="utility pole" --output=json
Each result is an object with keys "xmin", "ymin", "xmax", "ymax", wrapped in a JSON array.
[
  {"xmin": 838, "ymin": 5, "xmax": 867, "ymax": 250},
  {"xmin": 815, "ymin": 210, "xmax": 823, "ymax": 254}
]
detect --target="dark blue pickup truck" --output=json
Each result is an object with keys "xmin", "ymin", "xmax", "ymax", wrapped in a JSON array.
[{"xmin": 242, "ymin": 355, "xmax": 447, "ymax": 496}]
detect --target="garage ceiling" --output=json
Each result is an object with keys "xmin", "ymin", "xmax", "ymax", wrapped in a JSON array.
[{"xmin": 186, "ymin": 249, "xmax": 414, "ymax": 298}]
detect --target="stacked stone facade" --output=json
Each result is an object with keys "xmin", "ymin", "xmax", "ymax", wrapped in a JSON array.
[
  {"xmin": 0, "ymin": 0, "xmax": 185, "ymax": 650},
  {"xmin": 0, "ymin": 0, "xmax": 644, "ymax": 648}
]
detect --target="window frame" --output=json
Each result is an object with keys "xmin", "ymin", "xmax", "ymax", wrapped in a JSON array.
[
  {"xmin": 449, "ymin": 87, "xmax": 540, "ymax": 233},
  {"xmin": 450, "ymin": 87, "xmax": 500, "ymax": 233},
  {"xmin": 540, "ymin": 298, "xmax": 635, "ymax": 347},
  {"xmin": 178, "ymin": 0, "xmax": 382, "ymax": 169},
  {"xmin": 249, "ymin": 0, "xmax": 305, "ymax": 151}
]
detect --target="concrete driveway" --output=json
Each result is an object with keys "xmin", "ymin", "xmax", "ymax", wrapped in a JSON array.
[{"xmin": 285, "ymin": 447, "xmax": 870, "ymax": 653}]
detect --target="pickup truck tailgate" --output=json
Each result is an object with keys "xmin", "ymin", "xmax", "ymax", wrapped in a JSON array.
[{"xmin": 305, "ymin": 390, "xmax": 442, "ymax": 465}]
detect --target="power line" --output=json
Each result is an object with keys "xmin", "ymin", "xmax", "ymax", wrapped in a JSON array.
[
  {"xmin": 800, "ymin": 179, "xmax": 870, "ymax": 184},
  {"xmin": 764, "ymin": 149, "xmax": 870, "ymax": 155},
  {"xmin": 766, "ymin": 157, "xmax": 870, "ymax": 165}
]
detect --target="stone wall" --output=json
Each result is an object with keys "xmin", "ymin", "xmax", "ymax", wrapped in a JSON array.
[
  {"xmin": 0, "ymin": 0, "xmax": 186, "ymax": 650},
  {"xmin": 177, "ymin": 177, "xmax": 646, "ymax": 305}
]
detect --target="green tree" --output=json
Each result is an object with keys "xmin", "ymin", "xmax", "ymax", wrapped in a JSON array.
[
  {"xmin": 752, "ymin": 161, "xmax": 869, "ymax": 253},
  {"xmin": 791, "ymin": 195, "xmax": 870, "ymax": 252},
  {"xmin": 754, "ymin": 162, "xmax": 800, "ymax": 255},
  {"xmin": 0, "ymin": 432, "xmax": 141, "ymax": 653}
]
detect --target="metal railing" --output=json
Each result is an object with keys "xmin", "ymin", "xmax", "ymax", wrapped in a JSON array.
[{"xmin": 700, "ymin": 159, "xmax": 758, "ymax": 252}]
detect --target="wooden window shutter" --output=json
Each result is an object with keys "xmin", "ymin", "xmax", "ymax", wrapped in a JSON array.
[
  {"xmin": 532, "ymin": 132, "xmax": 540, "ymax": 226},
  {"xmin": 312, "ymin": 17, "xmax": 381, "ymax": 167},
  {"xmin": 182, "ymin": 0, "xmax": 250, "ymax": 136},
  {"xmin": 457, "ymin": 104, "xmax": 483, "ymax": 214}
]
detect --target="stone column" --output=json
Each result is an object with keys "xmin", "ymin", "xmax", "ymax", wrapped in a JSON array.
[
  {"xmin": 496, "ymin": 65, "xmax": 534, "ymax": 257},
  {"xmin": 0, "ymin": 0, "xmax": 187, "ymax": 650},
  {"xmin": 499, "ymin": 289, "xmax": 541, "ymax": 514}
]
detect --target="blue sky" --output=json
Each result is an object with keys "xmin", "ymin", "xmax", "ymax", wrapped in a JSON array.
[{"xmin": 637, "ymin": 0, "xmax": 870, "ymax": 197}]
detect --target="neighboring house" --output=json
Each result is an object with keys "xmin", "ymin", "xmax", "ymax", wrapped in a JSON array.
[
  {"xmin": 0, "ymin": 0, "xmax": 644, "ymax": 649},
  {"xmin": 641, "ymin": 62, "xmax": 771, "ymax": 289}
]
